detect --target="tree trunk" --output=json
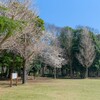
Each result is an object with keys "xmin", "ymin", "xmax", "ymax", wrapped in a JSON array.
[
  {"xmin": 22, "ymin": 59, "xmax": 27, "ymax": 84},
  {"xmin": 22, "ymin": 33, "xmax": 27, "ymax": 84},
  {"xmin": 54, "ymin": 67, "xmax": 57, "ymax": 79},
  {"xmin": 70, "ymin": 61, "xmax": 73, "ymax": 78},
  {"xmin": 85, "ymin": 67, "xmax": 88, "ymax": 78},
  {"xmin": 42, "ymin": 67, "xmax": 45, "ymax": 76}
]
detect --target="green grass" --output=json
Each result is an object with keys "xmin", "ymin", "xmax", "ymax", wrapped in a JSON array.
[{"xmin": 0, "ymin": 79, "xmax": 100, "ymax": 100}]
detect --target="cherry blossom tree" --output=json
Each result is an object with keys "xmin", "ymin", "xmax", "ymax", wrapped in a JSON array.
[{"xmin": 37, "ymin": 31, "xmax": 66, "ymax": 78}]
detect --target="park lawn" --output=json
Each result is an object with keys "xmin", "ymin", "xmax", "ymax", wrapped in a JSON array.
[{"xmin": 0, "ymin": 79, "xmax": 100, "ymax": 100}]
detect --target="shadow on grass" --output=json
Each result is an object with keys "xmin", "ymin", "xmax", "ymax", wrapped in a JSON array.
[
  {"xmin": 0, "ymin": 80, "xmax": 11, "ymax": 88},
  {"xmin": 0, "ymin": 79, "xmax": 22, "ymax": 88}
]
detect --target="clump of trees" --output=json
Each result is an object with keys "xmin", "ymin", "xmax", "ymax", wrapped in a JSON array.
[{"xmin": 59, "ymin": 26, "xmax": 99, "ymax": 78}]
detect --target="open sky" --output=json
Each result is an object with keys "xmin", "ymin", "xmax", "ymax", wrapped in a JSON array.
[{"xmin": 36, "ymin": 0, "xmax": 100, "ymax": 31}]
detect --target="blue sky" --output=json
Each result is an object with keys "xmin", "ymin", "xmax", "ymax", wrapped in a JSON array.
[{"xmin": 36, "ymin": 0, "xmax": 100, "ymax": 31}]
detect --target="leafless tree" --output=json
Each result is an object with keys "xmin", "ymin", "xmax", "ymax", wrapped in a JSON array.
[
  {"xmin": 76, "ymin": 28, "xmax": 96, "ymax": 78},
  {"xmin": 0, "ymin": 0, "xmax": 44, "ymax": 83}
]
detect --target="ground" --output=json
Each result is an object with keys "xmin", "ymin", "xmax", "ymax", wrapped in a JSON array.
[{"xmin": 0, "ymin": 77, "xmax": 100, "ymax": 100}]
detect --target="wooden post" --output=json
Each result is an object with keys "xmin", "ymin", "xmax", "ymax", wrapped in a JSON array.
[{"xmin": 10, "ymin": 73, "xmax": 13, "ymax": 87}]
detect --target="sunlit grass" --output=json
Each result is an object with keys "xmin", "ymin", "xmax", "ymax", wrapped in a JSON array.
[{"xmin": 0, "ymin": 79, "xmax": 100, "ymax": 100}]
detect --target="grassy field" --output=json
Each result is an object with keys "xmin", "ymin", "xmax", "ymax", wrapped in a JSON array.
[{"xmin": 0, "ymin": 78, "xmax": 100, "ymax": 100}]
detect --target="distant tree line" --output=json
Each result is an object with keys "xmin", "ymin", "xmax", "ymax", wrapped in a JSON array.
[{"xmin": 31, "ymin": 25, "xmax": 100, "ymax": 79}]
